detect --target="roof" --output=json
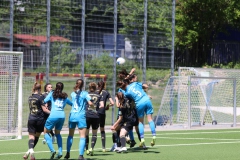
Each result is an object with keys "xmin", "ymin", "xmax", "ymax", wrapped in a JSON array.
[{"xmin": 13, "ymin": 34, "xmax": 72, "ymax": 47}]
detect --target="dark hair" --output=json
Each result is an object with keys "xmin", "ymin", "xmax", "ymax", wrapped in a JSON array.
[
  {"xmin": 74, "ymin": 79, "xmax": 84, "ymax": 92},
  {"xmin": 97, "ymin": 80, "xmax": 105, "ymax": 94},
  {"xmin": 53, "ymin": 82, "xmax": 68, "ymax": 99},
  {"xmin": 89, "ymin": 82, "xmax": 97, "ymax": 92},
  {"xmin": 117, "ymin": 92, "xmax": 125, "ymax": 106},
  {"xmin": 127, "ymin": 74, "xmax": 136, "ymax": 82},
  {"xmin": 116, "ymin": 80, "xmax": 129, "ymax": 89},
  {"xmin": 32, "ymin": 82, "xmax": 41, "ymax": 93},
  {"xmin": 118, "ymin": 69, "xmax": 129, "ymax": 80},
  {"xmin": 44, "ymin": 83, "xmax": 52, "ymax": 92}
]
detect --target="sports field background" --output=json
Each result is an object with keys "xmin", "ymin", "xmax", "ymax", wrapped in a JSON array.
[{"xmin": 1, "ymin": 128, "xmax": 240, "ymax": 160}]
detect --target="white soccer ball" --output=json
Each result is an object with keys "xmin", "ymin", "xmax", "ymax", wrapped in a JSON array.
[{"xmin": 116, "ymin": 57, "xmax": 125, "ymax": 65}]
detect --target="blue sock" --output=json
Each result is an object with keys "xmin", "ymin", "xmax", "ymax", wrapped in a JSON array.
[
  {"xmin": 149, "ymin": 121, "xmax": 156, "ymax": 136},
  {"xmin": 79, "ymin": 138, "xmax": 86, "ymax": 155},
  {"xmin": 55, "ymin": 134, "xmax": 62, "ymax": 155},
  {"xmin": 67, "ymin": 136, "xmax": 73, "ymax": 152},
  {"xmin": 44, "ymin": 133, "xmax": 55, "ymax": 152},
  {"xmin": 138, "ymin": 122, "xmax": 144, "ymax": 139},
  {"xmin": 128, "ymin": 130, "xmax": 134, "ymax": 141}
]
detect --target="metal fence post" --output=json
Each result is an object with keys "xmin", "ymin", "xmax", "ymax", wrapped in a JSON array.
[
  {"xmin": 171, "ymin": 0, "xmax": 176, "ymax": 76},
  {"xmin": 46, "ymin": 0, "xmax": 51, "ymax": 83},
  {"xmin": 81, "ymin": 0, "xmax": 86, "ymax": 80},
  {"xmin": 112, "ymin": 0, "xmax": 118, "ymax": 124},
  {"xmin": 142, "ymin": 0, "xmax": 148, "ymax": 83}
]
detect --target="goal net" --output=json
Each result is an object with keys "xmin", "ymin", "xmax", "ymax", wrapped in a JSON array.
[
  {"xmin": 0, "ymin": 51, "xmax": 23, "ymax": 139},
  {"xmin": 155, "ymin": 67, "xmax": 238, "ymax": 128}
]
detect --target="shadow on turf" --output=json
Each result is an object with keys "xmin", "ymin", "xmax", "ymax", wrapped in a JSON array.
[{"xmin": 128, "ymin": 147, "xmax": 160, "ymax": 154}]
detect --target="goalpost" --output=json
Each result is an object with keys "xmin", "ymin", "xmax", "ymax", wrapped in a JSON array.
[
  {"xmin": 155, "ymin": 67, "xmax": 238, "ymax": 128},
  {"xmin": 0, "ymin": 51, "xmax": 23, "ymax": 139}
]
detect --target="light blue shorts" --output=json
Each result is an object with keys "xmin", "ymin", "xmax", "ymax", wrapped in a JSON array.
[
  {"xmin": 45, "ymin": 117, "xmax": 65, "ymax": 131},
  {"xmin": 68, "ymin": 116, "xmax": 87, "ymax": 129},
  {"xmin": 136, "ymin": 99, "xmax": 153, "ymax": 118}
]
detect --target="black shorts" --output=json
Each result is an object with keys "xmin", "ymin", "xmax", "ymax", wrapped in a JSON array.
[
  {"xmin": 99, "ymin": 114, "xmax": 106, "ymax": 128},
  {"xmin": 120, "ymin": 122, "xmax": 133, "ymax": 132},
  {"xmin": 86, "ymin": 117, "xmax": 99, "ymax": 130},
  {"xmin": 27, "ymin": 119, "xmax": 45, "ymax": 133}
]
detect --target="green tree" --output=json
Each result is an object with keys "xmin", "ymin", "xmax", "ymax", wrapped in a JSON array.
[{"xmin": 175, "ymin": 0, "xmax": 240, "ymax": 66}]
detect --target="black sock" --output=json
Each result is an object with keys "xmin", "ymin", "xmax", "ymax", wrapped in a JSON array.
[
  {"xmin": 50, "ymin": 130, "xmax": 55, "ymax": 137},
  {"xmin": 117, "ymin": 130, "xmax": 121, "ymax": 147},
  {"xmin": 28, "ymin": 139, "xmax": 34, "ymax": 149},
  {"xmin": 112, "ymin": 132, "xmax": 118, "ymax": 143},
  {"xmin": 101, "ymin": 131, "xmax": 106, "ymax": 149},
  {"xmin": 85, "ymin": 135, "xmax": 89, "ymax": 150},
  {"xmin": 120, "ymin": 136, "xmax": 126, "ymax": 148},
  {"xmin": 33, "ymin": 137, "xmax": 39, "ymax": 148},
  {"xmin": 136, "ymin": 131, "xmax": 141, "ymax": 142},
  {"xmin": 91, "ymin": 135, "xmax": 97, "ymax": 149}
]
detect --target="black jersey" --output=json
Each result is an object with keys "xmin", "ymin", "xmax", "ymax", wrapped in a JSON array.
[
  {"xmin": 118, "ymin": 97, "xmax": 138, "ymax": 125},
  {"xmin": 86, "ymin": 91, "xmax": 102, "ymax": 118},
  {"xmin": 42, "ymin": 92, "xmax": 52, "ymax": 110},
  {"xmin": 97, "ymin": 89, "xmax": 112, "ymax": 115},
  {"xmin": 28, "ymin": 94, "xmax": 45, "ymax": 121},
  {"xmin": 42, "ymin": 92, "xmax": 51, "ymax": 119}
]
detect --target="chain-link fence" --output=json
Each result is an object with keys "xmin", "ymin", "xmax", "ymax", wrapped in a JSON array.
[{"xmin": 1, "ymin": 0, "xmax": 175, "ymax": 127}]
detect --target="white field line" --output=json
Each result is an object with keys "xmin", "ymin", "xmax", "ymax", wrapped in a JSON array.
[
  {"xmin": 0, "ymin": 129, "xmax": 239, "ymax": 142},
  {"xmin": 0, "ymin": 137, "xmax": 240, "ymax": 156}
]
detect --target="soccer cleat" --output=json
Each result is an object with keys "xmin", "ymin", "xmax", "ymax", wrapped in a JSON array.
[
  {"xmin": 30, "ymin": 152, "xmax": 35, "ymax": 160},
  {"xmin": 88, "ymin": 148, "xmax": 94, "ymax": 156},
  {"xmin": 55, "ymin": 153, "xmax": 62, "ymax": 159},
  {"xmin": 142, "ymin": 143, "xmax": 148, "ymax": 150},
  {"xmin": 130, "ymin": 140, "xmax": 136, "ymax": 148},
  {"xmin": 42, "ymin": 139, "xmax": 46, "ymax": 144},
  {"xmin": 23, "ymin": 152, "xmax": 29, "ymax": 160},
  {"xmin": 78, "ymin": 155, "xmax": 86, "ymax": 160},
  {"xmin": 64, "ymin": 152, "xmax": 70, "ymax": 159},
  {"xmin": 50, "ymin": 151, "xmax": 56, "ymax": 160},
  {"xmin": 139, "ymin": 139, "xmax": 145, "ymax": 148},
  {"xmin": 85, "ymin": 150, "xmax": 90, "ymax": 155},
  {"xmin": 110, "ymin": 143, "xmax": 117, "ymax": 152},
  {"xmin": 151, "ymin": 136, "xmax": 156, "ymax": 147},
  {"xmin": 117, "ymin": 147, "xmax": 128, "ymax": 153},
  {"xmin": 114, "ymin": 147, "xmax": 121, "ymax": 152}
]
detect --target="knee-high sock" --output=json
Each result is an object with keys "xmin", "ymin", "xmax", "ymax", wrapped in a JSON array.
[
  {"xmin": 55, "ymin": 134, "xmax": 62, "ymax": 155},
  {"xmin": 50, "ymin": 130, "xmax": 55, "ymax": 137},
  {"xmin": 85, "ymin": 135, "xmax": 89, "ymax": 150},
  {"xmin": 138, "ymin": 122, "xmax": 144, "ymax": 139},
  {"xmin": 28, "ymin": 139, "xmax": 34, "ymax": 149},
  {"xmin": 91, "ymin": 135, "xmax": 97, "ymax": 149},
  {"xmin": 79, "ymin": 138, "xmax": 86, "ymax": 156},
  {"xmin": 128, "ymin": 129, "xmax": 134, "ymax": 141},
  {"xmin": 136, "ymin": 130, "xmax": 141, "ymax": 142},
  {"xmin": 149, "ymin": 121, "xmax": 156, "ymax": 136},
  {"xmin": 101, "ymin": 131, "xmax": 106, "ymax": 149},
  {"xmin": 112, "ymin": 132, "xmax": 118, "ymax": 143},
  {"xmin": 116, "ymin": 130, "xmax": 121, "ymax": 147},
  {"xmin": 120, "ymin": 136, "xmax": 126, "ymax": 147},
  {"xmin": 66, "ymin": 136, "xmax": 73, "ymax": 152},
  {"xmin": 33, "ymin": 137, "xmax": 39, "ymax": 148},
  {"xmin": 44, "ymin": 133, "xmax": 55, "ymax": 152}
]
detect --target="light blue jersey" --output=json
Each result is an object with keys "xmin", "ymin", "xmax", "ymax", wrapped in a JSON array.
[
  {"xmin": 69, "ymin": 90, "xmax": 91, "ymax": 122},
  {"xmin": 44, "ymin": 91, "xmax": 72, "ymax": 119},
  {"xmin": 125, "ymin": 82, "xmax": 153, "ymax": 118},
  {"xmin": 125, "ymin": 82, "xmax": 149, "ymax": 105}
]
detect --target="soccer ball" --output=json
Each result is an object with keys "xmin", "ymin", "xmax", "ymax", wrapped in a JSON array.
[{"xmin": 116, "ymin": 57, "xmax": 125, "ymax": 65}]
